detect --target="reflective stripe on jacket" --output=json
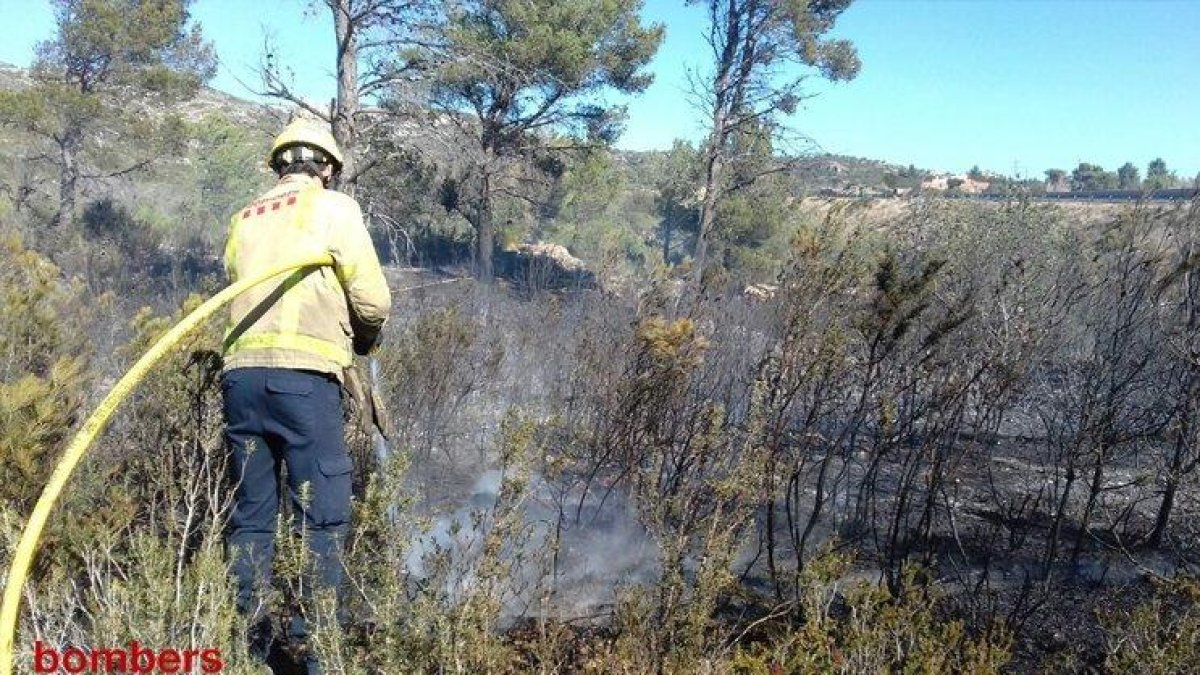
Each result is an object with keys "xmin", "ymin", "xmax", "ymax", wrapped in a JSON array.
[{"xmin": 222, "ymin": 174, "xmax": 391, "ymax": 377}]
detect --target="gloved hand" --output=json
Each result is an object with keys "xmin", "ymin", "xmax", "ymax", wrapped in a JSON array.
[
  {"xmin": 350, "ymin": 312, "xmax": 383, "ymax": 355},
  {"xmin": 353, "ymin": 330, "xmax": 381, "ymax": 356}
]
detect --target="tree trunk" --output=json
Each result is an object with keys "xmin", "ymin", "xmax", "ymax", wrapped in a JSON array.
[
  {"xmin": 330, "ymin": 0, "xmax": 359, "ymax": 196},
  {"xmin": 1149, "ymin": 378, "xmax": 1198, "ymax": 547},
  {"xmin": 1043, "ymin": 462, "xmax": 1076, "ymax": 584},
  {"xmin": 662, "ymin": 215, "xmax": 672, "ymax": 264},
  {"xmin": 693, "ymin": 145, "xmax": 721, "ymax": 288},
  {"xmin": 797, "ymin": 448, "xmax": 836, "ymax": 574},
  {"xmin": 1071, "ymin": 451, "xmax": 1107, "ymax": 565},
  {"xmin": 1148, "ymin": 476, "xmax": 1176, "ymax": 548},
  {"xmin": 762, "ymin": 456, "xmax": 781, "ymax": 600},
  {"xmin": 692, "ymin": 0, "xmax": 747, "ymax": 289},
  {"xmin": 475, "ymin": 174, "xmax": 494, "ymax": 281},
  {"xmin": 54, "ymin": 127, "xmax": 80, "ymax": 227}
]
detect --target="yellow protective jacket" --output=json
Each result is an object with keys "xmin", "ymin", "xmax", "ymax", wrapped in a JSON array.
[{"xmin": 222, "ymin": 174, "xmax": 391, "ymax": 378}]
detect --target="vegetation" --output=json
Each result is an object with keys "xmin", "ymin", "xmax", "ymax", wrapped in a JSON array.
[
  {"xmin": 2, "ymin": 1, "xmax": 1200, "ymax": 674},
  {"xmin": 8, "ymin": 194, "xmax": 1200, "ymax": 673},
  {"xmin": 0, "ymin": 0, "xmax": 214, "ymax": 229},
  {"xmin": 688, "ymin": 0, "xmax": 859, "ymax": 286},
  {"xmin": 422, "ymin": 0, "xmax": 662, "ymax": 280},
  {"xmin": 257, "ymin": 0, "xmax": 433, "ymax": 196}
]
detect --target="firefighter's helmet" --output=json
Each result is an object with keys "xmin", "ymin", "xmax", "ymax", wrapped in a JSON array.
[{"xmin": 268, "ymin": 120, "xmax": 344, "ymax": 173}]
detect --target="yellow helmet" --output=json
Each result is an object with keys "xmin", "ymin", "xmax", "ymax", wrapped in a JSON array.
[{"xmin": 267, "ymin": 120, "xmax": 344, "ymax": 173}]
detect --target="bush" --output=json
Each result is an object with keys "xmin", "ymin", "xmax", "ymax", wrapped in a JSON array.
[
  {"xmin": 0, "ymin": 235, "xmax": 91, "ymax": 511},
  {"xmin": 1102, "ymin": 576, "xmax": 1200, "ymax": 674}
]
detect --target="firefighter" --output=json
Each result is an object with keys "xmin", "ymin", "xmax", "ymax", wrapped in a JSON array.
[{"xmin": 220, "ymin": 119, "xmax": 391, "ymax": 673}]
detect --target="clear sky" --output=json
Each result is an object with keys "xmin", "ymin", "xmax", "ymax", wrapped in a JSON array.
[{"xmin": 1, "ymin": 0, "xmax": 1197, "ymax": 178}]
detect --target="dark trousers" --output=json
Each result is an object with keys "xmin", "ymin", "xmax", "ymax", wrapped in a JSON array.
[{"xmin": 222, "ymin": 367, "xmax": 352, "ymax": 671}]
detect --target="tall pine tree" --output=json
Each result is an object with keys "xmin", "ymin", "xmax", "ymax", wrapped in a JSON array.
[
  {"xmin": 691, "ymin": 0, "xmax": 859, "ymax": 287},
  {"xmin": 428, "ymin": 0, "xmax": 662, "ymax": 281}
]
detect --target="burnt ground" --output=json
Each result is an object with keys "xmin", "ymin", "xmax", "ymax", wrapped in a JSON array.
[{"xmin": 745, "ymin": 433, "xmax": 1200, "ymax": 672}]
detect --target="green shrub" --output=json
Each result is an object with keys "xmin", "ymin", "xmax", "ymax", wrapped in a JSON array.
[
  {"xmin": 730, "ymin": 556, "xmax": 1012, "ymax": 675},
  {"xmin": 1102, "ymin": 576, "xmax": 1200, "ymax": 674},
  {"xmin": 0, "ymin": 236, "xmax": 92, "ymax": 511}
]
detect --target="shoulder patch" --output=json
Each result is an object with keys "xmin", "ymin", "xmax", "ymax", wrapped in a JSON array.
[{"xmin": 238, "ymin": 190, "xmax": 303, "ymax": 220}]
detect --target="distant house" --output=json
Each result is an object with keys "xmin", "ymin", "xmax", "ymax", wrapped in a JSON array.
[{"xmin": 921, "ymin": 175, "xmax": 948, "ymax": 191}]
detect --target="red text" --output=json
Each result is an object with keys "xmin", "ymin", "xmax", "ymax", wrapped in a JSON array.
[{"xmin": 33, "ymin": 641, "xmax": 223, "ymax": 673}]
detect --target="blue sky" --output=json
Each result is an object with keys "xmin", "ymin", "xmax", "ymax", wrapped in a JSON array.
[{"xmin": 1, "ymin": 0, "xmax": 1197, "ymax": 178}]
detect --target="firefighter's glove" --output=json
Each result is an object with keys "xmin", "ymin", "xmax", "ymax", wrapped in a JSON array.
[
  {"xmin": 350, "ymin": 313, "xmax": 383, "ymax": 356},
  {"xmin": 353, "ymin": 331, "xmax": 381, "ymax": 356}
]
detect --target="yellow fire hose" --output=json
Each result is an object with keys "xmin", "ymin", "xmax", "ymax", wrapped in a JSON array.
[{"xmin": 0, "ymin": 254, "xmax": 334, "ymax": 675}]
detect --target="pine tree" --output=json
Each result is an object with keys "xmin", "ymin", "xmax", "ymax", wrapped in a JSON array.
[
  {"xmin": 691, "ymin": 0, "xmax": 860, "ymax": 287},
  {"xmin": 0, "ymin": 0, "xmax": 214, "ymax": 228},
  {"xmin": 429, "ymin": 0, "xmax": 662, "ymax": 281},
  {"xmin": 0, "ymin": 236, "xmax": 91, "ymax": 509},
  {"xmin": 1117, "ymin": 161, "xmax": 1141, "ymax": 190},
  {"xmin": 1146, "ymin": 157, "xmax": 1175, "ymax": 190}
]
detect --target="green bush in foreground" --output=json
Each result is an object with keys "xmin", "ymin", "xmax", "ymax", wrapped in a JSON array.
[
  {"xmin": 728, "ymin": 559, "xmax": 1012, "ymax": 675},
  {"xmin": 1102, "ymin": 576, "xmax": 1200, "ymax": 675}
]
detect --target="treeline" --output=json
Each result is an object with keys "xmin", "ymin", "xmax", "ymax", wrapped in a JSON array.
[
  {"xmin": 1044, "ymin": 157, "xmax": 1193, "ymax": 192},
  {"xmin": 882, "ymin": 159, "xmax": 1195, "ymax": 197}
]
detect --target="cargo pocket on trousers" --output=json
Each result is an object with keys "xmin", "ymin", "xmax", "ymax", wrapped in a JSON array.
[{"xmin": 315, "ymin": 454, "xmax": 354, "ymax": 526}]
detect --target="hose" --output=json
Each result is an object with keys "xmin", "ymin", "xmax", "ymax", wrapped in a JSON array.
[{"xmin": 0, "ymin": 254, "xmax": 334, "ymax": 675}]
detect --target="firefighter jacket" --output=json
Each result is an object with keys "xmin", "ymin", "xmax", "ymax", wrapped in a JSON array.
[{"xmin": 221, "ymin": 174, "xmax": 391, "ymax": 378}]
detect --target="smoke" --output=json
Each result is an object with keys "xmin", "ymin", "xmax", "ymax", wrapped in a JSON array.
[{"xmin": 404, "ymin": 468, "xmax": 660, "ymax": 620}]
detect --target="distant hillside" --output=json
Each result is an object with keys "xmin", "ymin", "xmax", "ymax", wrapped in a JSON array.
[
  {"xmin": 0, "ymin": 60, "xmax": 275, "ymax": 130},
  {"xmin": 0, "ymin": 61, "xmax": 935, "ymax": 200},
  {"xmin": 0, "ymin": 61, "xmax": 31, "ymax": 89},
  {"xmin": 615, "ymin": 147, "xmax": 932, "ymax": 194},
  {"xmin": 788, "ymin": 154, "xmax": 929, "ymax": 191},
  {"xmin": 0, "ymin": 63, "xmax": 278, "ymax": 268},
  {"xmin": 0, "ymin": 61, "xmax": 951, "ymax": 291}
]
